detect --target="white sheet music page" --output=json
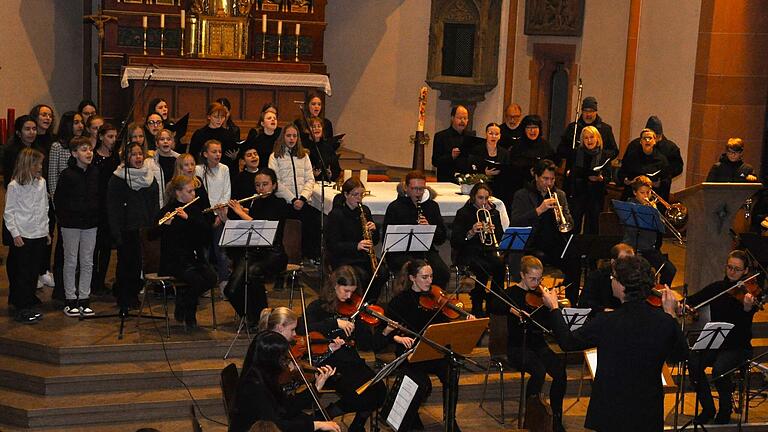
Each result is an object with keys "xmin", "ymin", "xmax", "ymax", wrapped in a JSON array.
[
  {"xmin": 386, "ymin": 375, "xmax": 419, "ymax": 431},
  {"xmin": 561, "ymin": 307, "xmax": 591, "ymax": 330},
  {"xmin": 692, "ymin": 322, "xmax": 734, "ymax": 351}
]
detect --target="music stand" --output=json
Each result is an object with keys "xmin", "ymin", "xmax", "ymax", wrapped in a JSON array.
[
  {"xmin": 612, "ymin": 200, "xmax": 665, "ymax": 249},
  {"xmin": 498, "ymin": 227, "xmax": 531, "ymax": 286},
  {"xmin": 679, "ymin": 322, "xmax": 734, "ymax": 431},
  {"xmin": 409, "ymin": 318, "xmax": 489, "ymax": 432},
  {"xmin": 219, "ymin": 220, "xmax": 278, "ymax": 360},
  {"xmin": 383, "ymin": 224, "xmax": 436, "ymax": 253},
  {"xmin": 563, "ymin": 234, "xmax": 622, "ymax": 297}
]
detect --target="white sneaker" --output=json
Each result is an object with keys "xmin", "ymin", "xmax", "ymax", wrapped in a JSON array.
[
  {"xmin": 80, "ymin": 306, "xmax": 95, "ymax": 316},
  {"xmin": 39, "ymin": 271, "xmax": 55, "ymax": 287},
  {"xmin": 37, "ymin": 279, "xmax": 44, "ymax": 290},
  {"xmin": 63, "ymin": 305, "xmax": 81, "ymax": 317}
]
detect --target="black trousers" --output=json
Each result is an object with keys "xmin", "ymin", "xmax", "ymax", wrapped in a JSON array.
[
  {"xmin": 569, "ymin": 192, "xmax": 604, "ymax": 235},
  {"xmin": 91, "ymin": 221, "xmax": 113, "ymax": 293},
  {"xmin": 387, "ymin": 250, "xmax": 450, "ymax": 288},
  {"xmin": 689, "ymin": 347, "xmax": 751, "ymax": 415},
  {"xmin": 288, "ymin": 204, "xmax": 322, "ymax": 259},
  {"xmin": 225, "ymin": 248, "xmax": 287, "ymax": 320},
  {"xmin": 174, "ymin": 260, "xmax": 217, "ymax": 315},
  {"xmin": 51, "ymin": 224, "xmax": 65, "ymax": 300},
  {"xmin": 7, "ymin": 237, "xmax": 46, "ymax": 310},
  {"xmin": 401, "ymin": 357, "xmax": 461, "ymax": 430},
  {"xmin": 457, "ymin": 252, "xmax": 505, "ymax": 313},
  {"xmin": 115, "ymin": 230, "xmax": 143, "ymax": 309},
  {"xmin": 507, "ymin": 343, "xmax": 567, "ymax": 417}
]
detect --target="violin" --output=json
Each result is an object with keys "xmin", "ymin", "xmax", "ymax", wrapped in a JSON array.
[
  {"xmin": 291, "ymin": 331, "xmax": 356, "ymax": 365},
  {"xmin": 729, "ymin": 277, "xmax": 764, "ymax": 308},
  {"xmin": 337, "ymin": 293, "xmax": 385, "ymax": 326},
  {"xmin": 418, "ymin": 285, "xmax": 472, "ymax": 319},
  {"xmin": 646, "ymin": 284, "xmax": 699, "ymax": 319},
  {"xmin": 278, "ymin": 360, "xmax": 319, "ymax": 394},
  {"xmin": 525, "ymin": 284, "xmax": 571, "ymax": 309}
]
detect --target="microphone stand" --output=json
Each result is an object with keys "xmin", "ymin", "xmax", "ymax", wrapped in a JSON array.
[
  {"xmin": 117, "ymin": 64, "xmax": 156, "ymax": 146},
  {"xmin": 313, "ymin": 137, "xmax": 329, "ymax": 290},
  {"xmin": 570, "ymin": 77, "xmax": 583, "ymax": 150}
]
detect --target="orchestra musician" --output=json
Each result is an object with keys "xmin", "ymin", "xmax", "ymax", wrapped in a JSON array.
[
  {"xmin": 706, "ymin": 138, "xmax": 758, "ymax": 183},
  {"xmin": 223, "ymin": 168, "xmax": 289, "ymax": 323},
  {"xmin": 577, "ymin": 243, "xmax": 635, "ymax": 314},
  {"xmin": 382, "ymin": 171, "xmax": 450, "ymax": 288},
  {"xmin": 487, "ymin": 255, "xmax": 567, "ymax": 432},
  {"xmin": 617, "ymin": 128, "xmax": 671, "ymax": 200},
  {"xmin": 509, "ymin": 159, "xmax": 579, "ymax": 305},
  {"xmin": 227, "ymin": 331, "xmax": 340, "ymax": 432},
  {"xmin": 625, "ymin": 116, "xmax": 683, "ymax": 201},
  {"xmin": 564, "ymin": 126, "xmax": 610, "ymax": 235},
  {"xmin": 383, "ymin": 259, "xmax": 475, "ymax": 432},
  {"xmin": 450, "ymin": 182, "xmax": 504, "ymax": 316},
  {"xmin": 299, "ymin": 266, "xmax": 387, "ymax": 431},
  {"xmin": 622, "ymin": 176, "xmax": 677, "ymax": 286},
  {"xmin": 432, "ymin": 105, "xmax": 472, "ymax": 182},
  {"xmin": 556, "ymin": 96, "xmax": 618, "ymax": 174},
  {"xmin": 541, "ymin": 255, "xmax": 688, "ymax": 432},
  {"xmin": 157, "ymin": 176, "xmax": 217, "ymax": 330},
  {"xmin": 687, "ymin": 250, "xmax": 758, "ymax": 425},
  {"xmin": 325, "ymin": 178, "xmax": 387, "ymax": 304}
]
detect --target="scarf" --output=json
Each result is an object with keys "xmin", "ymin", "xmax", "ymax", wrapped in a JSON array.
[
  {"xmin": 113, "ymin": 158, "xmax": 156, "ymax": 191},
  {"xmin": 574, "ymin": 145, "xmax": 603, "ymax": 171}
]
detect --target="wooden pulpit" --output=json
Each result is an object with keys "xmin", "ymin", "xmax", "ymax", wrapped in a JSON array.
[{"xmin": 676, "ymin": 182, "xmax": 761, "ymax": 292}]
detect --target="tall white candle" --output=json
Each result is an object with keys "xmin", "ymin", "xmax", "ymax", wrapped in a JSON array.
[
  {"xmin": 343, "ymin": 170, "xmax": 352, "ymax": 182},
  {"xmin": 262, "ymin": 14, "xmax": 267, "ymax": 33},
  {"xmin": 277, "ymin": 20, "xmax": 282, "ymax": 35},
  {"xmin": 160, "ymin": 14, "xmax": 165, "ymax": 28},
  {"xmin": 295, "ymin": 23, "xmax": 300, "ymax": 36},
  {"xmin": 180, "ymin": 10, "xmax": 185, "ymax": 28},
  {"xmin": 360, "ymin": 170, "xmax": 368, "ymax": 185},
  {"xmin": 142, "ymin": 16, "xmax": 148, "ymax": 28}
]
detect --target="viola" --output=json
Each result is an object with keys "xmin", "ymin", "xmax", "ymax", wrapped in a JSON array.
[
  {"xmin": 418, "ymin": 285, "xmax": 471, "ymax": 319},
  {"xmin": 337, "ymin": 293, "xmax": 385, "ymax": 326},
  {"xmin": 525, "ymin": 284, "xmax": 571, "ymax": 309}
]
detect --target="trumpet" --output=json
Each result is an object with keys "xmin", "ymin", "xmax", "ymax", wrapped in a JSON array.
[
  {"xmin": 547, "ymin": 187, "xmax": 573, "ymax": 233},
  {"xmin": 477, "ymin": 206, "xmax": 501, "ymax": 258},
  {"xmin": 202, "ymin": 191, "xmax": 271, "ymax": 214},
  {"xmin": 359, "ymin": 203, "xmax": 378, "ymax": 270},
  {"xmin": 158, "ymin": 196, "xmax": 201, "ymax": 225}
]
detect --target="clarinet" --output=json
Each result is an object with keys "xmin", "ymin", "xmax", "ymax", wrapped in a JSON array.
[{"xmin": 359, "ymin": 203, "xmax": 378, "ymax": 270}]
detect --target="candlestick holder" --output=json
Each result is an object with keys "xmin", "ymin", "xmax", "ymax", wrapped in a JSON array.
[
  {"xmin": 160, "ymin": 29, "xmax": 165, "ymax": 56},
  {"xmin": 261, "ymin": 33, "xmax": 266, "ymax": 60},
  {"xmin": 180, "ymin": 30, "xmax": 185, "ymax": 56},
  {"xmin": 143, "ymin": 27, "xmax": 147, "ymax": 55},
  {"xmin": 277, "ymin": 35, "xmax": 282, "ymax": 61},
  {"xmin": 295, "ymin": 35, "xmax": 299, "ymax": 62}
]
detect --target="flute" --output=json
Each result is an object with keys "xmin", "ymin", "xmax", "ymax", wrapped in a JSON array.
[
  {"xmin": 202, "ymin": 192, "xmax": 271, "ymax": 214},
  {"xmin": 158, "ymin": 196, "xmax": 201, "ymax": 225}
]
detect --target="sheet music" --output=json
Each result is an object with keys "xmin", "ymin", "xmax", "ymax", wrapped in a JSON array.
[
  {"xmin": 645, "ymin": 169, "xmax": 661, "ymax": 177},
  {"xmin": 561, "ymin": 307, "xmax": 591, "ymax": 330},
  {"xmin": 692, "ymin": 322, "xmax": 734, "ymax": 351},
  {"xmin": 592, "ymin": 157, "xmax": 612, "ymax": 171},
  {"xmin": 386, "ymin": 375, "xmax": 419, "ymax": 431}
]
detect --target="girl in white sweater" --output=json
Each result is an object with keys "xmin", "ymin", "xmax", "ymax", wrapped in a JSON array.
[
  {"xmin": 4, "ymin": 148, "xmax": 49, "ymax": 324},
  {"xmin": 268, "ymin": 124, "xmax": 320, "ymax": 259}
]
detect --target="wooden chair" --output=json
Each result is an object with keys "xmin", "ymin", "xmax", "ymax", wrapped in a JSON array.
[
  {"xmin": 220, "ymin": 363, "xmax": 239, "ymax": 422},
  {"xmin": 137, "ymin": 228, "xmax": 217, "ymax": 337}
]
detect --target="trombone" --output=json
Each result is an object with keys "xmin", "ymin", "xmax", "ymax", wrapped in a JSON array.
[{"xmin": 643, "ymin": 190, "xmax": 686, "ymax": 245}]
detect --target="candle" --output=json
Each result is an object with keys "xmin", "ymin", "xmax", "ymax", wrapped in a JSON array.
[
  {"xmin": 181, "ymin": 10, "xmax": 185, "ymax": 29},
  {"xmin": 142, "ymin": 16, "xmax": 147, "ymax": 28},
  {"xmin": 343, "ymin": 170, "xmax": 352, "ymax": 182},
  {"xmin": 262, "ymin": 14, "xmax": 267, "ymax": 33},
  {"xmin": 7, "ymin": 108, "xmax": 15, "ymax": 138},
  {"xmin": 360, "ymin": 170, "xmax": 368, "ymax": 185},
  {"xmin": 277, "ymin": 20, "xmax": 282, "ymax": 35},
  {"xmin": 295, "ymin": 23, "xmax": 300, "ymax": 36},
  {"xmin": 160, "ymin": 14, "xmax": 165, "ymax": 28},
  {"xmin": 0, "ymin": 119, "xmax": 6, "ymax": 145}
]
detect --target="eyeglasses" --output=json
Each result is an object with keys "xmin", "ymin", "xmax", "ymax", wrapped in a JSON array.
[
  {"xmin": 726, "ymin": 149, "xmax": 743, "ymax": 154},
  {"xmin": 147, "ymin": 120, "xmax": 163, "ymax": 126},
  {"xmin": 726, "ymin": 265, "xmax": 745, "ymax": 272},
  {"xmin": 641, "ymin": 137, "xmax": 654, "ymax": 142},
  {"xmin": 525, "ymin": 125, "xmax": 539, "ymax": 130}
]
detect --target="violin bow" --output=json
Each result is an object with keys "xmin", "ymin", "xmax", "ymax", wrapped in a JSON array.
[
  {"xmin": 287, "ymin": 350, "xmax": 330, "ymax": 421},
  {"xmin": 692, "ymin": 272, "xmax": 761, "ymax": 311},
  {"xmin": 299, "ymin": 286, "xmax": 313, "ymax": 368}
]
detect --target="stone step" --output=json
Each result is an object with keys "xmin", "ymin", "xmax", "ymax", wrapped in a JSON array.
[
  {"xmin": 0, "ymin": 385, "xmax": 224, "ymax": 429},
  {"xmin": 0, "ymin": 416, "xmax": 229, "ymax": 432},
  {"xmin": 0, "ymin": 354, "xmax": 240, "ymax": 396}
]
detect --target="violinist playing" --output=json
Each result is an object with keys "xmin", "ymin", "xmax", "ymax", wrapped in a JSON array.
[
  {"xmin": 450, "ymin": 182, "xmax": 505, "ymax": 316},
  {"xmin": 228, "ymin": 331, "xmax": 340, "ymax": 432},
  {"xmin": 383, "ymin": 259, "xmax": 476, "ymax": 432},
  {"xmin": 687, "ymin": 250, "xmax": 759, "ymax": 425},
  {"xmin": 299, "ymin": 266, "xmax": 386, "ymax": 432},
  {"xmin": 487, "ymin": 255, "xmax": 567, "ymax": 432}
]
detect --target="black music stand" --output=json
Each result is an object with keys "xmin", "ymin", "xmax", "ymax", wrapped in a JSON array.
[
  {"xmin": 382, "ymin": 224, "xmax": 436, "ymax": 254},
  {"xmin": 678, "ymin": 322, "xmax": 733, "ymax": 431},
  {"xmin": 563, "ymin": 234, "xmax": 622, "ymax": 296},
  {"xmin": 498, "ymin": 227, "xmax": 532, "ymax": 286},
  {"xmin": 219, "ymin": 219, "xmax": 278, "ymax": 360}
]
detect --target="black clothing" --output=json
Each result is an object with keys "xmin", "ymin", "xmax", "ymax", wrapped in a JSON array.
[
  {"xmin": 106, "ymin": 175, "xmax": 160, "ymax": 245},
  {"xmin": 91, "ymin": 152, "xmax": 120, "ymax": 292},
  {"xmin": 706, "ymin": 153, "xmax": 756, "ymax": 183},
  {"xmin": 383, "ymin": 195, "xmax": 450, "ymax": 287},
  {"xmin": 224, "ymin": 194, "xmax": 289, "ymax": 320},
  {"xmin": 578, "ymin": 266, "xmax": 622, "ymax": 313},
  {"xmin": 467, "ymin": 144, "xmax": 511, "ymax": 205},
  {"xmin": 302, "ymin": 300, "xmax": 386, "ymax": 420},
  {"xmin": 499, "ymin": 123, "xmax": 523, "ymax": 151},
  {"xmin": 189, "ymin": 125, "xmax": 239, "ymax": 173},
  {"xmin": 451, "ymin": 200, "xmax": 505, "ymax": 312},
  {"xmin": 54, "ymin": 161, "xmax": 100, "ymax": 229},
  {"xmin": 688, "ymin": 278, "xmax": 756, "ymax": 350},
  {"xmin": 243, "ymin": 128, "xmax": 281, "ymax": 169},
  {"xmin": 618, "ymin": 146, "xmax": 671, "ymax": 200},
  {"xmin": 157, "ymin": 155, "xmax": 176, "ymax": 184},
  {"xmin": 228, "ymin": 367, "xmax": 316, "ymax": 432},
  {"xmin": 621, "ymin": 198, "xmax": 677, "ymax": 286},
  {"xmin": 548, "ymin": 301, "xmax": 687, "ymax": 431},
  {"xmin": 295, "ymin": 117, "xmax": 336, "ymax": 150},
  {"xmin": 2, "ymin": 139, "xmax": 47, "ymax": 189},
  {"xmin": 626, "ymin": 136, "xmax": 682, "ymax": 201},
  {"xmin": 432, "ymin": 126, "xmax": 472, "ymax": 182},
  {"xmin": 749, "ymin": 187, "xmax": 768, "ymax": 234},
  {"xmin": 326, "ymin": 203, "xmax": 379, "ymax": 269},
  {"xmin": 556, "ymin": 115, "xmax": 618, "ymax": 169},
  {"xmin": 306, "ymin": 137, "xmax": 341, "ymax": 182},
  {"xmin": 231, "ymin": 169, "xmax": 257, "ymax": 201},
  {"xmin": 7, "ymin": 237, "xmax": 46, "ymax": 310},
  {"xmin": 509, "ymin": 183, "xmax": 579, "ymax": 303},
  {"xmin": 565, "ymin": 145, "xmax": 610, "ymax": 234},
  {"xmin": 508, "ymin": 136, "xmax": 555, "ymax": 194}
]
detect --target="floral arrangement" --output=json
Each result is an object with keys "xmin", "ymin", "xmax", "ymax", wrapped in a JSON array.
[{"xmin": 455, "ymin": 173, "xmax": 489, "ymax": 185}]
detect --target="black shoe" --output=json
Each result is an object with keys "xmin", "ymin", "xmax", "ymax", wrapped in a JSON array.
[
  {"xmin": 14, "ymin": 309, "xmax": 40, "ymax": 324},
  {"xmin": 174, "ymin": 305, "xmax": 186, "ymax": 323},
  {"xmin": 184, "ymin": 312, "xmax": 198, "ymax": 331},
  {"xmin": 714, "ymin": 410, "xmax": 732, "ymax": 424},
  {"xmin": 694, "ymin": 410, "xmax": 715, "ymax": 425},
  {"xmin": 553, "ymin": 413, "xmax": 566, "ymax": 432}
]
